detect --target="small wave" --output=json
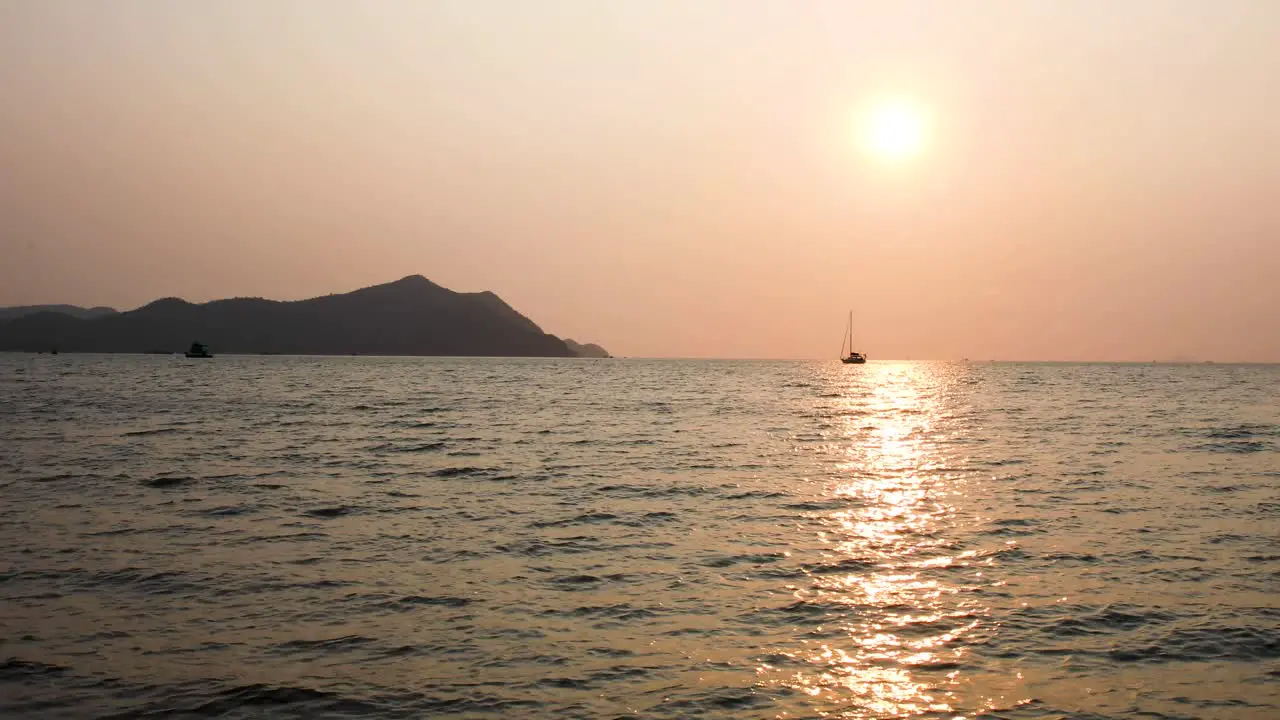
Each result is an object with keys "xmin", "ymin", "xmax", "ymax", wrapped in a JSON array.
[
  {"xmin": 550, "ymin": 574, "xmax": 607, "ymax": 586},
  {"xmin": 588, "ymin": 647, "xmax": 636, "ymax": 657},
  {"xmin": 83, "ymin": 527, "xmax": 142, "ymax": 537},
  {"xmin": 273, "ymin": 635, "xmax": 376, "ymax": 653},
  {"xmin": 904, "ymin": 659, "xmax": 965, "ymax": 671},
  {"xmin": 613, "ymin": 511, "xmax": 680, "ymax": 527},
  {"xmin": 495, "ymin": 539, "xmax": 596, "ymax": 557},
  {"xmin": 1109, "ymin": 625, "xmax": 1280, "ymax": 662},
  {"xmin": 531, "ymin": 513, "xmax": 618, "ymax": 528},
  {"xmin": 651, "ymin": 687, "xmax": 768, "ymax": 714},
  {"xmin": 431, "ymin": 466, "xmax": 494, "ymax": 478},
  {"xmin": 369, "ymin": 441, "xmax": 447, "ymax": 453},
  {"xmin": 1200, "ymin": 483, "xmax": 1254, "ymax": 493},
  {"xmin": 993, "ymin": 518, "xmax": 1038, "ymax": 527},
  {"xmin": 388, "ymin": 595, "xmax": 474, "ymax": 608},
  {"xmin": 1045, "ymin": 606, "xmax": 1177, "ymax": 638},
  {"xmin": 31, "ymin": 472, "xmax": 98, "ymax": 483},
  {"xmin": 595, "ymin": 483, "xmax": 712, "ymax": 498},
  {"xmin": 701, "ymin": 553, "xmax": 787, "ymax": 568},
  {"xmin": 0, "ymin": 658, "xmax": 68, "ymax": 680},
  {"xmin": 1205, "ymin": 424, "xmax": 1280, "ymax": 439},
  {"xmin": 198, "ymin": 505, "xmax": 256, "ymax": 517},
  {"xmin": 783, "ymin": 500, "xmax": 848, "ymax": 511},
  {"xmin": 141, "ymin": 476, "xmax": 192, "ymax": 488},
  {"xmin": 229, "ymin": 532, "xmax": 327, "ymax": 546},
  {"xmin": 88, "ymin": 568, "xmax": 205, "ymax": 596},
  {"xmin": 759, "ymin": 599, "xmax": 850, "ymax": 622},
  {"xmin": 1192, "ymin": 440, "xmax": 1271, "ymax": 453},
  {"xmin": 374, "ymin": 644, "xmax": 432, "ymax": 658},
  {"xmin": 536, "ymin": 676, "xmax": 591, "ymax": 689},
  {"xmin": 178, "ymin": 683, "xmax": 345, "ymax": 716},
  {"xmin": 0, "ymin": 569, "xmax": 70, "ymax": 584},
  {"xmin": 304, "ymin": 506, "xmax": 356, "ymax": 518},
  {"xmin": 802, "ymin": 557, "xmax": 874, "ymax": 574},
  {"xmin": 79, "ymin": 525, "xmax": 144, "ymax": 535},
  {"xmin": 121, "ymin": 428, "xmax": 181, "ymax": 437},
  {"xmin": 544, "ymin": 603, "xmax": 659, "ymax": 621},
  {"xmin": 981, "ymin": 524, "xmax": 1046, "ymax": 537},
  {"xmin": 1043, "ymin": 552, "xmax": 1100, "ymax": 564}
]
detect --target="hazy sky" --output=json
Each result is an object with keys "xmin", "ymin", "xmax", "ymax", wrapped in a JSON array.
[{"xmin": 3, "ymin": 0, "xmax": 1278, "ymax": 360}]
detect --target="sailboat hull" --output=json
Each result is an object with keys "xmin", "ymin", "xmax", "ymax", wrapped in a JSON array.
[{"xmin": 841, "ymin": 356, "xmax": 867, "ymax": 364}]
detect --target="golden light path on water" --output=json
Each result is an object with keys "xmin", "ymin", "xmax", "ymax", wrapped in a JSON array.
[{"xmin": 759, "ymin": 363, "xmax": 1025, "ymax": 718}]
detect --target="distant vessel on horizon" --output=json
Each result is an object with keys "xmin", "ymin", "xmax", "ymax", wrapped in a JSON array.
[
  {"xmin": 839, "ymin": 311, "xmax": 867, "ymax": 365},
  {"xmin": 184, "ymin": 342, "xmax": 213, "ymax": 359}
]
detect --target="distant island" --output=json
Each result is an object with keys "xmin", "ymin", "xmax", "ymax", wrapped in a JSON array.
[{"xmin": 0, "ymin": 276, "xmax": 609, "ymax": 358}]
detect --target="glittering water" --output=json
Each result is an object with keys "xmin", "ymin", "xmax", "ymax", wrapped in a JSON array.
[{"xmin": 1, "ymin": 356, "xmax": 1278, "ymax": 719}]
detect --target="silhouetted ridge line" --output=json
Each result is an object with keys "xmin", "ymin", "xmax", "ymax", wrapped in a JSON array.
[
  {"xmin": 0, "ymin": 277, "xmax": 608, "ymax": 358},
  {"xmin": 0, "ymin": 305, "xmax": 118, "ymax": 321},
  {"xmin": 564, "ymin": 339, "xmax": 611, "ymax": 358}
]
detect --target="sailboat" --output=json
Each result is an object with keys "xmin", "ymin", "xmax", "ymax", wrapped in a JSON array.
[{"xmin": 840, "ymin": 311, "xmax": 867, "ymax": 364}]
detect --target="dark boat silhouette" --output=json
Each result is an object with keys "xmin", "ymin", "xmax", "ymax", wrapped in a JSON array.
[
  {"xmin": 839, "ymin": 311, "xmax": 867, "ymax": 364},
  {"xmin": 184, "ymin": 342, "xmax": 213, "ymax": 359}
]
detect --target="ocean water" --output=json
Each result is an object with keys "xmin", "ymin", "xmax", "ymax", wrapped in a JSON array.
[{"xmin": 1, "ymin": 355, "xmax": 1277, "ymax": 719}]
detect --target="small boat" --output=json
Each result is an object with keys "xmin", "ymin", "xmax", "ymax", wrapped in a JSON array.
[
  {"xmin": 839, "ymin": 311, "xmax": 867, "ymax": 364},
  {"xmin": 184, "ymin": 342, "xmax": 213, "ymax": 359}
]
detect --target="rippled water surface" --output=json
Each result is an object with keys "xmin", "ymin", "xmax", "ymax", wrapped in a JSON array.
[{"xmin": 2, "ymin": 356, "xmax": 1278, "ymax": 719}]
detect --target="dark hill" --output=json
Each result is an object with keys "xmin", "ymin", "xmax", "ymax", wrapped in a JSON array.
[
  {"xmin": 564, "ymin": 339, "xmax": 611, "ymax": 358},
  {"xmin": 0, "ymin": 305, "xmax": 117, "ymax": 322},
  {"xmin": 0, "ymin": 276, "xmax": 582, "ymax": 357}
]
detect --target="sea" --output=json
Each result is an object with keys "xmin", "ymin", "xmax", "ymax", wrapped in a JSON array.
[{"xmin": 1, "ymin": 355, "xmax": 1277, "ymax": 719}]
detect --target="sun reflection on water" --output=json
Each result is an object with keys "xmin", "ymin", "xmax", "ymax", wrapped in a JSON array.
[{"xmin": 763, "ymin": 363, "xmax": 991, "ymax": 718}]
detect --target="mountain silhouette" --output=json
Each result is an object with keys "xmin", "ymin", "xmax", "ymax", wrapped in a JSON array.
[
  {"xmin": 0, "ymin": 276, "xmax": 607, "ymax": 358},
  {"xmin": 564, "ymin": 339, "xmax": 611, "ymax": 358},
  {"xmin": 0, "ymin": 305, "xmax": 118, "ymax": 322}
]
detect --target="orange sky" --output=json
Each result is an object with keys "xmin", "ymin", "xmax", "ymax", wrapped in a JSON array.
[{"xmin": 2, "ymin": 1, "xmax": 1278, "ymax": 360}]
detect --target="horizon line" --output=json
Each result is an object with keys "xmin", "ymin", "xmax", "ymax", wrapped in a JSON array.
[{"xmin": 3, "ymin": 351, "xmax": 1275, "ymax": 365}]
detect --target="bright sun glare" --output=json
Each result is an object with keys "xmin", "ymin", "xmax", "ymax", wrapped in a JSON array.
[{"xmin": 861, "ymin": 99, "xmax": 929, "ymax": 163}]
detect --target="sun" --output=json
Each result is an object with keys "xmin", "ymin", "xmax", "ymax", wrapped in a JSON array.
[{"xmin": 860, "ymin": 99, "xmax": 929, "ymax": 163}]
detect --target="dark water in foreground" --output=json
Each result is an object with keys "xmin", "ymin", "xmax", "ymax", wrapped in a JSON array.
[{"xmin": 1, "ymin": 356, "xmax": 1277, "ymax": 719}]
